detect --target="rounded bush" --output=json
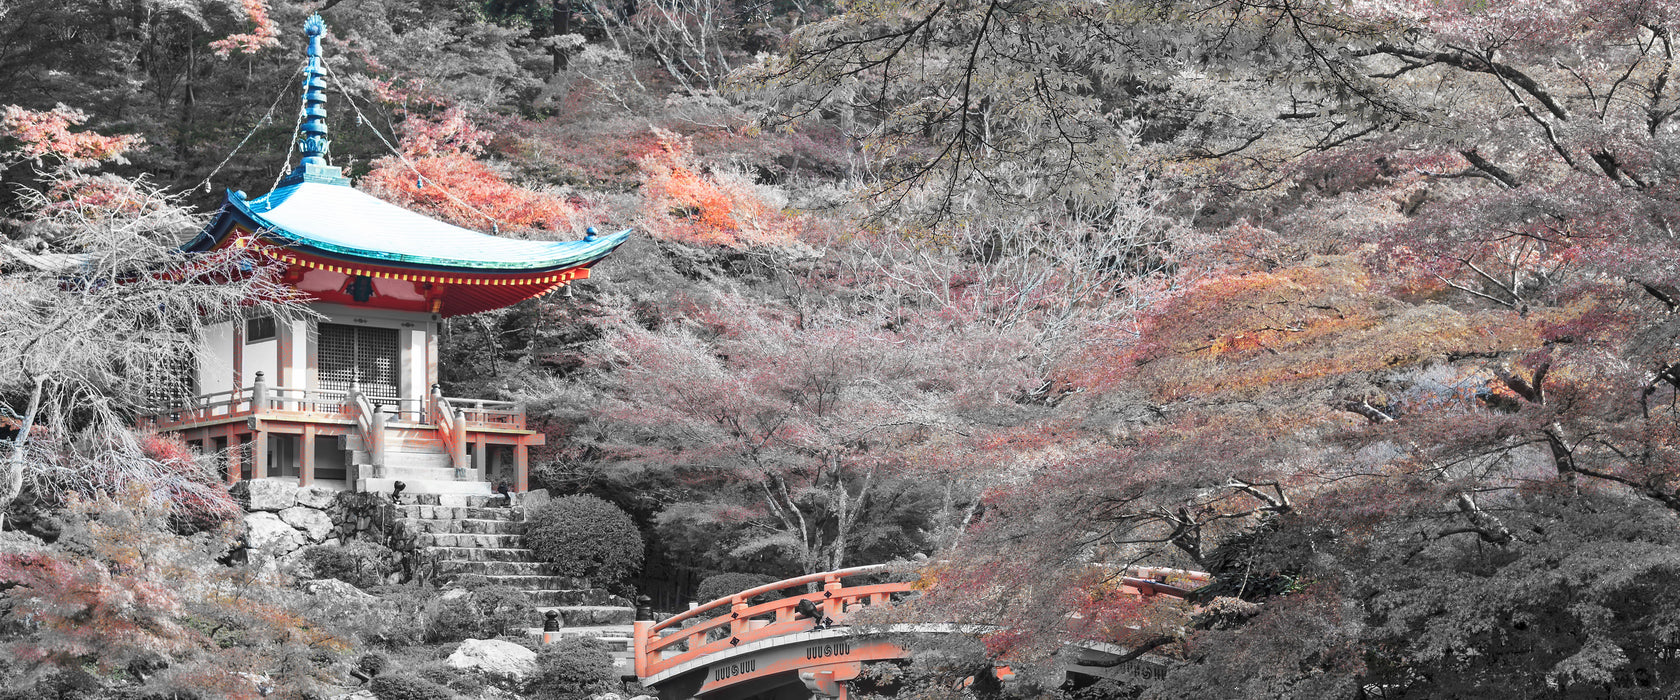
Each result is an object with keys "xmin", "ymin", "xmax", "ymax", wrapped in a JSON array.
[
  {"xmin": 369, "ymin": 673, "xmax": 454, "ymax": 700},
  {"xmin": 424, "ymin": 586, "xmax": 536, "ymax": 643},
  {"xmin": 357, "ymin": 651, "xmax": 391, "ymax": 677},
  {"xmin": 524, "ymin": 637, "xmax": 616, "ymax": 700},
  {"xmin": 522, "ymin": 495, "xmax": 643, "ymax": 585},
  {"xmin": 301, "ymin": 540, "xmax": 396, "ymax": 589}
]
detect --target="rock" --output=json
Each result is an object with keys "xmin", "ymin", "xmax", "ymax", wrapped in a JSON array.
[
  {"xmin": 445, "ymin": 638, "xmax": 537, "ymax": 681},
  {"xmin": 299, "ymin": 578, "xmax": 378, "ymax": 602},
  {"xmin": 0, "ymin": 529, "xmax": 45, "ymax": 555},
  {"xmin": 232, "ymin": 479, "xmax": 299, "ymax": 511},
  {"xmin": 244, "ymin": 512, "xmax": 305, "ymax": 556},
  {"xmin": 278, "ymin": 506, "xmax": 334, "ymax": 543},
  {"xmin": 296, "ymin": 485, "xmax": 338, "ymax": 509},
  {"xmin": 440, "ymin": 588, "xmax": 470, "ymax": 601},
  {"xmin": 328, "ymin": 690, "xmax": 376, "ymax": 700},
  {"xmin": 519, "ymin": 488, "xmax": 551, "ymax": 511}
]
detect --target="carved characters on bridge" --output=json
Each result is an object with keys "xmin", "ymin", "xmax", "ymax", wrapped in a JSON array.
[{"xmin": 806, "ymin": 640, "xmax": 853, "ymax": 660}]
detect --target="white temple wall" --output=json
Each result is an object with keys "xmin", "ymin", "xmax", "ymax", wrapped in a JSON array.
[
  {"xmin": 200, "ymin": 322, "xmax": 235, "ymax": 395},
  {"xmin": 243, "ymin": 332, "xmax": 278, "ymax": 389},
  {"xmin": 281, "ymin": 318, "xmax": 310, "ymax": 390}
]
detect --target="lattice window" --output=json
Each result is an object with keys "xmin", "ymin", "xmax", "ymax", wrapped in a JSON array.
[
  {"xmin": 140, "ymin": 351, "xmax": 197, "ymax": 410},
  {"xmin": 317, "ymin": 323, "xmax": 400, "ymax": 399}
]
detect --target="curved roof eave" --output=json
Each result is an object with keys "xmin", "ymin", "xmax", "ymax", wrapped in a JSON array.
[{"xmin": 188, "ymin": 187, "xmax": 630, "ymax": 274}]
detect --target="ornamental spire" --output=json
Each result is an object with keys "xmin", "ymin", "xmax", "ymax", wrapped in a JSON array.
[
  {"xmin": 281, "ymin": 14, "xmax": 348, "ymax": 186},
  {"xmin": 299, "ymin": 14, "xmax": 329, "ymax": 165}
]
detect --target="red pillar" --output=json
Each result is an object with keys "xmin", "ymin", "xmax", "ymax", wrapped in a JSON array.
[
  {"xmin": 300, "ymin": 425, "xmax": 316, "ymax": 487},
  {"xmin": 515, "ymin": 442, "xmax": 529, "ymax": 492},
  {"xmin": 222, "ymin": 427, "xmax": 238, "ymax": 485},
  {"xmin": 252, "ymin": 428, "xmax": 268, "ymax": 480}
]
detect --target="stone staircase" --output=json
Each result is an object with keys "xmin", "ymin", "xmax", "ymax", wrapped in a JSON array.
[
  {"xmin": 347, "ymin": 426, "xmax": 491, "ymax": 495},
  {"xmin": 398, "ymin": 493, "xmax": 636, "ymax": 628}
]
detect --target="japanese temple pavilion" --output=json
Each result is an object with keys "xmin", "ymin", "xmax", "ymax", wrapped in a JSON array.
[{"xmin": 144, "ymin": 15, "xmax": 629, "ymax": 495}]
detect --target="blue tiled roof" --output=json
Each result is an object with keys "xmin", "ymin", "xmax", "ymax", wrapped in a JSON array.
[{"xmin": 196, "ymin": 180, "xmax": 628, "ymax": 272}]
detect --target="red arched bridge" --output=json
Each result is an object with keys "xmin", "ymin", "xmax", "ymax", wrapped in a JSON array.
[{"xmin": 628, "ymin": 564, "xmax": 1210, "ymax": 700}]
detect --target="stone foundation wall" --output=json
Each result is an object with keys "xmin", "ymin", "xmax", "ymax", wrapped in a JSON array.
[{"xmin": 232, "ymin": 480, "xmax": 424, "ymax": 579}]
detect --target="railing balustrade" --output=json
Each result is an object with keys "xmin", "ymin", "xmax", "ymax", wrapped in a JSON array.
[
  {"xmin": 635, "ymin": 564, "xmax": 913, "ymax": 679},
  {"xmin": 143, "ymin": 387, "xmax": 526, "ymax": 431},
  {"xmin": 631, "ymin": 563, "xmax": 1213, "ymax": 681},
  {"xmin": 432, "ymin": 385, "xmax": 469, "ymax": 476}
]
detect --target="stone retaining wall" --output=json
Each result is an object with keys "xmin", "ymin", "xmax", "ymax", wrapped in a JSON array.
[{"xmin": 232, "ymin": 480, "xmax": 424, "ymax": 580}]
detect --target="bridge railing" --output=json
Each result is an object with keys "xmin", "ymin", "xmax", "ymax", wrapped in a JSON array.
[
  {"xmin": 632, "ymin": 562, "xmax": 1215, "ymax": 681},
  {"xmin": 634, "ymin": 563, "xmax": 912, "ymax": 679}
]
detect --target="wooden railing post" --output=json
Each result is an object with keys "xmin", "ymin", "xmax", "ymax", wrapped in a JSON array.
[
  {"xmin": 453, "ymin": 407, "xmax": 468, "ymax": 476},
  {"xmin": 252, "ymin": 371, "xmax": 268, "ymax": 415},
  {"xmin": 729, "ymin": 597, "xmax": 749, "ymax": 640},
  {"xmin": 370, "ymin": 412, "xmax": 387, "ymax": 478},
  {"xmin": 633, "ymin": 621, "xmax": 652, "ymax": 678},
  {"xmin": 822, "ymin": 577, "xmax": 843, "ymax": 621}
]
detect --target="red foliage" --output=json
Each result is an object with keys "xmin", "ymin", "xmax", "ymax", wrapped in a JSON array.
[
  {"xmin": 138, "ymin": 432, "xmax": 242, "ymax": 530},
  {"xmin": 208, "ymin": 0, "xmax": 281, "ymax": 58},
  {"xmin": 635, "ymin": 128, "xmax": 800, "ymax": 247},
  {"xmin": 362, "ymin": 109, "xmax": 592, "ymax": 236},
  {"xmin": 0, "ymin": 489, "xmax": 346, "ymax": 695},
  {"xmin": 0, "ymin": 104, "xmax": 143, "ymax": 169}
]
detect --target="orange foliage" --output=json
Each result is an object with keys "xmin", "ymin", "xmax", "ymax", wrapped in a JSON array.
[
  {"xmin": 1, "ymin": 104, "xmax": 142, "ymax": 169},
  {"xmin": 209, "ymin": 0, "xmax": 281, "ymax": 57},
  {"xmin": 636, "ymin": 128, "xmax": 799, "ymax": 247},
  {"xmin": 36, "ymin": 173, "xmax": 154, "ymax": 218},
  {"xmin": 1067, "ymin": 257, "xmax": 1548, "ymax": 400},
  {"xmin": 362, "ymin": 110, "xmax": 588, "ymax": 236}
]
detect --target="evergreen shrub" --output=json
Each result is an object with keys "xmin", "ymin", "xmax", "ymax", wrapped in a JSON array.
[
  {"xmin": 300, "ymin": 540, "xmax": 395, "ymax": 589},
  {"xmin": 369, "ymin": 673, "xmax": 455, "ymax": 700},
  {"xmin": 424, "ymin": 586, "xmax": 536, "ymax": 643},
  {"xmin": 524, "ymin": 637, "xmax": 616, "ymax": 700},
  {"xmin": 357, "ymin": 651, "xmax": 391, "ymax": 677},
  {"xmin": 695, "ymin": 572, "xmax": 780, "ymax": 605},
  {"xmin": 522, "ymin": 495, "xmax": 643, "ymax": 585},
  {"xmin": 414, "ymin": 661, "xmax": 488, "ymax": 696}
]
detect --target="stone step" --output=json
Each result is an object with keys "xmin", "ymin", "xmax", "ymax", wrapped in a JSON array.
[
  {"xmin": 386, "ymin": 453, "xmax": 455, "ymax": 470},
  {"xmin": 398, "ymin": 504, "xmax": 522, "ymax": 521},
  {"xmin": 435, "ymin": 558, "xmax": 568, "ymax": 576},
  {"xmin": 424, "ymin": 546, "xmax": 540, "ymax": 563},
  {"xmin": 533, "ymin": 625, "xmax": 635, "ymax": 642},
  {"xmin": 521, "ymin": 589, "xmax": 629, "ymax": 607},
  {"xmin": 381, "ymin": 465, "xmax": 466, "ymax": 481},
  {"xmin": 543, "ymin": 605, "xmax": 637, "ymax": 626},
  {"xmin": 409, "ymin": 493, "xmax": 508, "ymax": 507},
  {"xmin": 384, "ymin": 434, "xmax": 449, "ymax": 452},
  {"xmin": 404, "ymin": 518, "xmax": 523, "ymax": 535},
  {"xmin": 450, "ymin": 574, "xmax": 592, "ymax": 590},
  {"xmin": 422, "ymin": 532, "xmax": 522, "ymax": 548},
  {"xmin": 360, "ymin": 478, "xmax": 492, "ymax": 496}
]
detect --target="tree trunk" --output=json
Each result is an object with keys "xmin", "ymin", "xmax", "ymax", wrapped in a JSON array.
[
  {"xmin": 551, "ymin": 0, "xmax": 571, "ymax": 74},
  {"xmin": 0, "ymin": 375, "xmax": 47, "ymax": 531}
]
